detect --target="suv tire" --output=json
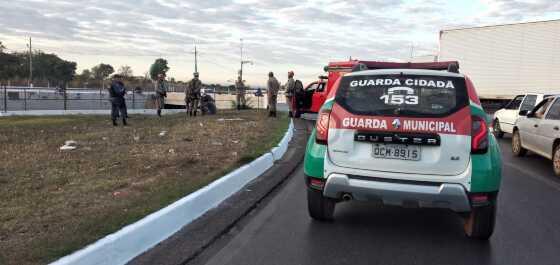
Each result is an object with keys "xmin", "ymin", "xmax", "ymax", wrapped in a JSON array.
[
  {"xmin": 307, "ymin": 187, "xmax": 335, "ymax": 221},
  {"xmin": 512, "ymin": 130, "xmax": 527, "ymax": 157},
  {"xmin": 553, "ymin": 145, "xmax": 560, "ymax": 176},
  {"xmin": 463, "ymin": 198, "xmax": 497, "ymax": 240},
  {"xmin": 492, "ymin": 119, "xmax": 504, "ymax": 138}
]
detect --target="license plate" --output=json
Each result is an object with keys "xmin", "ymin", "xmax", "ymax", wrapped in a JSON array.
[{"xmin": 372, "ymin": 144, "xmax": 421, "ymax": 161}]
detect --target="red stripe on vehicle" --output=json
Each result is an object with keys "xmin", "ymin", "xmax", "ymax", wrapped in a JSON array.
[{"xmin": 329, "ymin": 104, "xmax": 471, "ymax": 136}]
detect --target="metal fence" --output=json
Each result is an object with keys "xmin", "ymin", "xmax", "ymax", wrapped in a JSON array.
[
  {"xmin": 0, "ymin": 85, "xmax": 288, "ymax": 113},
  {"xmin": 0, "ymin": 86, "xmax": 152, "ymax": 112}
]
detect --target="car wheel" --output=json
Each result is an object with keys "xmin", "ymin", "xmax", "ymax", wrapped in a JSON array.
[
  {"xmin": 492, "ymin": 119, "xmax": 504, "ymax": 138},
  {"xmin": 463, "ymin": 198, "xmax": 497, "ymax": 240},
  {"xmin": 512, "ymin": 130, "xmax": 527, "ymax": 157},
  {"xmin": 307, "ymin": 187, "xmax": 335, "ymax": 221},
  {"xmin": 553, "ymin": 145, "xmax": 560, "ymax": 176}
]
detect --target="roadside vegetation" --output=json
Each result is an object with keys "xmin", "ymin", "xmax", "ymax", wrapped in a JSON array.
[{"xmin": 0, "ymin": 110, "xmax": 289, "ymax": 265}]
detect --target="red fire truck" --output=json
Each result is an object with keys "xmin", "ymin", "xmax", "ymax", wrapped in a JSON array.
[{"xmin": 293, "ymin": 60, "xmax": 459, "ymax": 117}]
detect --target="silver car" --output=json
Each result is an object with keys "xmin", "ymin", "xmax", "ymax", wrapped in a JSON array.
[{"xmin": 513, "ymin": 96, "xmax": 560, "ymax": 175}]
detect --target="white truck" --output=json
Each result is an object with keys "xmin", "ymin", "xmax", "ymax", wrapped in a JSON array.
[{"xmin": 439, "ymin": 20, "xmax": 560, "ymax": 110}]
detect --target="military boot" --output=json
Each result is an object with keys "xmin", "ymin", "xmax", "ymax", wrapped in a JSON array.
[
  {"xmin": 157, "ymin": 109, "xmax": 162, "ymax": 117},
  {"xmin": 112, "ymin": 120, "xmax": 118, "ymax": 126}
]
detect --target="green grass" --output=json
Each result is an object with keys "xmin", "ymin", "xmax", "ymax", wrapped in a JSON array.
[{"xmin": 0, "ymin": 110, "xmax": 289, "ymax": 265}]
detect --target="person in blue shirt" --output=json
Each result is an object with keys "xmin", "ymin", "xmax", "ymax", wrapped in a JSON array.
[{"xmin": 108, "ymin": 75, "xmax": 127, "ymax": 126}]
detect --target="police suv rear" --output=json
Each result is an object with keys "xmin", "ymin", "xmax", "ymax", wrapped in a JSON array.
[{"xmin": 303, "ymin": 65, "xmax": 502, "ymax": 239}]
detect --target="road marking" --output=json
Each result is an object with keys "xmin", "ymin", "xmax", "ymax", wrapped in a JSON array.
[{"xmin": 503, "ymin": 161, "xmax": 560, "ymax": 192}]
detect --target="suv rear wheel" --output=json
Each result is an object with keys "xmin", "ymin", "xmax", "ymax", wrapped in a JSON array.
[
  {"xmin": 553, "ymin": 145, "xmax": 560, "ymax": 176},
  {"xmin": 307, "ymin": 187, "xmax": 335, "ymax": 221},
  {"xmin": 512, "ymin": 130, "xmax": 527, "ymax": 157},
  {"xmin": 463, "ymin": 198, "xmax": 497, "ymax": 240},
  {"xmin": 492, "ymin": 119, "xmax": 504, "ymax": 138}
]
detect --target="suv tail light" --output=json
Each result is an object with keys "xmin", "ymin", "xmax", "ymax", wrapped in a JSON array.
[
  {"xmin": 471, "ymin": 115, "xmax": 488, "ymax": 154},
  {"xmin": 316, "ymin": 109, "xmax": 331, "ymax": 145}
]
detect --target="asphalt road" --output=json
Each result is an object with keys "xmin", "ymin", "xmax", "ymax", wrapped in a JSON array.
[{"xmin": 192, "ymin": 126, "xmax": 560, "ymax": 265}]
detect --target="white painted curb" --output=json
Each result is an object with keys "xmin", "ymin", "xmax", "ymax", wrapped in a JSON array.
[{"xmin": 50, "ymin": 119, "xmax": 294, "ymax": 265}]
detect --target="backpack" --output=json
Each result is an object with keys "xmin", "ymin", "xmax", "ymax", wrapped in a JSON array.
[{"xmin": 294, "ymin": 80, "xmax": 304, "ymax": 94}]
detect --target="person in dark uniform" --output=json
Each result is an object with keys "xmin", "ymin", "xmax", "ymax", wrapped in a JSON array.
[{"xmin": 108, "ymin": 75, "xmax": 127, "ymax": 126}]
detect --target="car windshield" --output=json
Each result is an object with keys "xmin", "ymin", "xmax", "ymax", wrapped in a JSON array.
[{"xmin": 335, "ymin": 74, "xmax": 469, "ymax": 117}]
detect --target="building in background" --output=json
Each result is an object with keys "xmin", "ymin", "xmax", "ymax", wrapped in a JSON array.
[{"xmin": 439, "ymin": 19, "xmax": 560, "ymax": 102}]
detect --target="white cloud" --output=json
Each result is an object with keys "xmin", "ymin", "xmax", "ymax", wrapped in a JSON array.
[{"xmin": 0, "ymin": 0, "xmax": 559, "ymax": 85}]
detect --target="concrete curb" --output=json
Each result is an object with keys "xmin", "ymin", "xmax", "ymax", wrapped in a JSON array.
[{"xmin": 50, "ymin": 119, "xmax": 294, "ymax": 265}]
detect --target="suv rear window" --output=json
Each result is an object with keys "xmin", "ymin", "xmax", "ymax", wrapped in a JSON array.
[{"xmin": 335, "ymin": 74, "xmax": 469, "ymax": 117}]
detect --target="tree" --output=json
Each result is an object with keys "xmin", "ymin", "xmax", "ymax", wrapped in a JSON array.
[
  {"xmin": 117, "ymin": 65, "xmax": 133, "ymax": 78},
  {"xmin": 0, "ymin": 42, "xmax": 20, "ymax": 81},
  {"xmin": 91, "ymin": 63, "xmax": 114, "ymax": 81},
  {"xmin": 0, "ymin": 53, "xmax": 19, "ymax": 81},
  {"xmin": 149, "ymin": 58, "xmax": 169, "ymax": 80},
  {"xmin": 54, "ymin": 61, "xmax": 76, "ymax": 84},
  {"xmin": 80, "ymin": 69, "xmax": 92, "ymax": 80}
]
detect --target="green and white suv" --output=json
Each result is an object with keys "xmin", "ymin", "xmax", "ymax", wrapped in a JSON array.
[{"xmin": 304, "ymin": 62, "xmax": 502, "ymax": 239}]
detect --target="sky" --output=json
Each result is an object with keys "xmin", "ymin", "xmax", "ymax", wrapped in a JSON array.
[{"xmin": 1, "ymin": 0, "xmax": 560, "ymax": 86}]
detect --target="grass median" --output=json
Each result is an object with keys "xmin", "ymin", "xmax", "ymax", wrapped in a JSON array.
[{"xmin": 0, "ymin": 110, "xmax": 289, "ymax": 265}]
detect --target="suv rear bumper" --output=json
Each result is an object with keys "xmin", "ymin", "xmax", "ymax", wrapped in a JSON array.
[{"xmin": 323, "ymin": 174, "xmax": 471, "ymax": 212}]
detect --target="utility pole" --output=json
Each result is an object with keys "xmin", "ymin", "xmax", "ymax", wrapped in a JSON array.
[
  {"xmin": 194, "ymin": 44, "xmax": 198, "ymax": 73},
  {"xmin": 409, "ymin": 42, "xmax": 415, "ymax": 61},
  {"xmin": 239, "ymin": 38, "xmax": 252, "ymax": 81},
  {"xmin": 27, "ymin": 37, "xmax": 32, "ymax": 87}
]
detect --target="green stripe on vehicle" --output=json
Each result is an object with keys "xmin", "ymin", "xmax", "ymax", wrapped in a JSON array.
[
  {"xmin": 469, "ymin": 104, "xmax": 502, "ymax": 192},
  {"xmin": 303, "ymin": 99, "xmax": 334, "ymax": 178},
  {"xmin": 304, "ymin": 129, "xmax": 327, "ymax": 178}
]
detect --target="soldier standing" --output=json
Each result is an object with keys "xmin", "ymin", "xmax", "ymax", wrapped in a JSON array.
[
  {"xmin": 235, "ymin": 76, "xmax": 246, "ymax": 110},
  {"xmin": 186, "ymin": 72, "xmax": 202, "ymax": 116},
  {"xmin": 108, "ymin": 75, "xmax": 127, "ymax": 126},
  {"xmin": 267, "ymin": 72, "xmax": 280, "ymax": 117},
  {"xmin": 284, "ymin": 70, "xmax": 295, "ymax": 117},
  {"xmin": 155, "ymin": 73, "xmax": 168, "ymax": 117}
]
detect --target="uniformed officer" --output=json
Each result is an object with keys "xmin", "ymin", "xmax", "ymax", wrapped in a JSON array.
[
  {"xmin": 235, "ymin": 76, "xmax": 246, "ymax": 110},
  {"xmin": 186, "ymin": 72, "xmax": 202, "ymax": 116},
  {"xmin": 284, "ymin": 70, "xmax": 295, "ymax": 117},
  {"xmin": 267, "ymin": 71, "xmax": 280, "ymax": 117},
  {"xmin": 155, "ymin": 73, "xmax": 168, "ymax": 117},
  {"xmin": 108, "ymin": 75, "xmax": 127, "ymax": 126}
]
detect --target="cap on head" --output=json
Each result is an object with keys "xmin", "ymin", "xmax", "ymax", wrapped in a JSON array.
[
  {"xmin": 194, "ymin": 72, "xmax": 199, "ymax": 77},
  {"xmin": 268, "ymin": 71, "xmax": 274, "ymax": 77},
  {"xmin": 157, "ymin": 73, "xmax": 165, "ymax": 78}
]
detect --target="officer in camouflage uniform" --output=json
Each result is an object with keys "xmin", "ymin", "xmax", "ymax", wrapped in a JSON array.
[
  {"xmin": 235, "ymin": 76, "xmax": 246, "ymax": 110},
  {"xmin": 155, "ymin": 73, "xmax": 168, "ymax": 117},
  {"xmin": 185, "ymin": 72, "xmax": 202, "ymax": 116},
  {"xmin": 284, "ymin": 70, "xmax": 295, "ymax": 117},
  {"xmin": 267, "ymin": 71, "xmax": 280, "ymax": 117}
]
